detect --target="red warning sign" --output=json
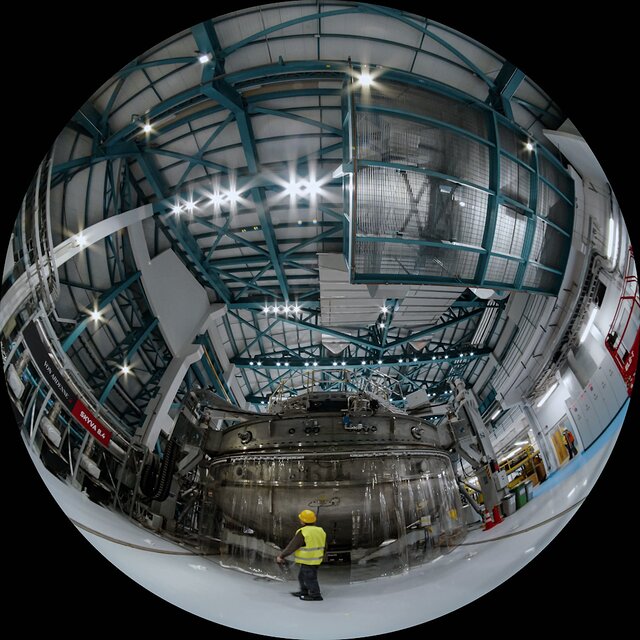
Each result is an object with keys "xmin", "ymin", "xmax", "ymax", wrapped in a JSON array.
[{"xmin": 71, "ymin": 400, "xmax": 112, "ymax": 446}]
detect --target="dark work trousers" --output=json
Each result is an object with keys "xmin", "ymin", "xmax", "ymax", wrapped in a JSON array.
[{"xmin": 297, "ymin": 564, "xmax": 321, "ymax": 596}]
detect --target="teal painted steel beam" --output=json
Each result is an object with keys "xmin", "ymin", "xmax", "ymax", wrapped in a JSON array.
[
  {"xmin": 356, "ymin": 104, "xmax": 494, "ymax": 148},
  {"xmin": 228, "ymin": 311, "xmax": 318, "ymax": 360},
  {"xmin": 282, "ymin": 259, "xmax": 318, "ymax": 275},
  {"xmin": 249, "ymin": 106, "xmax": 342, "ymax": 136},
  {"xmin": 158, "ymin": 212, "xmax": 232, "ymax": 302},
  {"xmin": 105, "ymin": 86, "xmax": 203, "ymax": 146},
  {"xmin": 205, "ymin": 217, "xmax": 231, "ymax": 261},
  {"xmin": 99, "ymin": 318, "xmax": 159, "ymax": 403},
  {"xmin": 72, "ymin": 101, "xmax": 107, "ymax": 140},
  {"xmin": 62, "ymin": 272, "xmax": 141, "ymax": 351},
  {"xmin": 146, "ymin": 148, "xmax": 230, "ymax": 174},
  {"xmin": 175, "ymin": 113, "xmax": 234, "ymax": 191},
  {"xmin": 278, "ymin": 315, "xmax": 376, "ymax": 350},
  {"xmin": 135, "ymin": 151, "xmax": 169, "ymax": 199},
  {"xmin": 281, "ymin": 224, "xmax": 343, "ymax": 258},
  {"xmin": 208, "ymin": 264, "xmax": 275, "ymax": 297},
  {"xmin": 221, "ymin": 8, "xmax": 354, "ymax": 56},
  {"xmin": 229, "ymin": 301, "xmax": 320, "ymax": 311},
  {"xmin": 476, "ymin": 111, "xmax": 500, "ymax": 284},
  {"xmin": 364, "ymin": 3, "xmax": 494, "ymax": 87},
  {"xmin": 358, "ymin": 159, "xmax": 493, "ymax": 195},
  {"xmin": 253, "ymin": 370, "xmax": 292, "ymax": 395},
  {"xmin": 486, "ymin": 62, "xmax": 525, "ymax": 118},
  {"xmin": 221, "ymin": 4, "xmax": 492, "ymax": 87},
  {"xmin": 116, "ymin": 56, "xmax": 201, "ymax": 78},
  {"xmin": 192, "ymin": 21, "xmax": 225, "ymax": 78},
  {"xmin": 357, "ymin": 234, "xmax": 486, "ymax": 253},
  {"xmin": 190, "ymin": 215, "xmax": 270, "ymax": 258},
  {"xmin": 246, "ymin": 88, "xmax": 342, "ymax": 104},
  {"xmin": 194, "ymin": 333, "xmax": 236, "ymax": 404},
  {"xmin": 226, "ymin": 61, "xmax": 491, "ymax": 113},
  {"xmin": 232, "ymin": 347, "xmax": 490, "ymax": 370},
  {"xmin": 377, "ymin": 298, "xmax": 397, "ymax": 354},
  {"xmin": 384, "ymin": 309, "xmax": 484, "ymax": 350},
  {"xmin": 538, "ymin": 175, "xmax": 574, "ymax": 207},
  {"xmin": 199, "ymin": 40, "xmax": 291, "ymax": 300},
  {"xmin": 515, "ymin": 142, "xmax": 539, "ymax": 288},
  {"xmin": 317, "ymin": 204, "xmax": 347, "ymax": 221}
]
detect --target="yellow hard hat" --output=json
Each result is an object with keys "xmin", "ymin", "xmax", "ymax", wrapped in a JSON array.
[{"xmin": 298, "ymin": 509, "xmax": 317, "ymax": 523}]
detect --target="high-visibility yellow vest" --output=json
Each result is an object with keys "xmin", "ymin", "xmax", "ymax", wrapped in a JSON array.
[{"xmin": 294, "ymin": 525, "xmax": 326, "ymax": 565}]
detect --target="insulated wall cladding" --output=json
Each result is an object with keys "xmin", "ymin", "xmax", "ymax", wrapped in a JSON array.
[{"xmin": 565, "ymin": 356, "xmax": 628, "ymax": 449}]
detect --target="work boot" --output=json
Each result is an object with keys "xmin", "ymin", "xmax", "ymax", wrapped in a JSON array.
[{"xmin": 299, "ymin": 594, "xmax": 323, "ymax": 601}]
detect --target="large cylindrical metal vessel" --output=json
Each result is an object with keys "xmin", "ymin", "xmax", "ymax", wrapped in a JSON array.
[{"xmin": 199, "ymin": 393, "xmax": 466, "ymax": 575}]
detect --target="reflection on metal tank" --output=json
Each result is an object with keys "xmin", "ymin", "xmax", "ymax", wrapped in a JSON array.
[{"xmin": 200, "ymin": 392, "xmax": 466, "ymax": 578}]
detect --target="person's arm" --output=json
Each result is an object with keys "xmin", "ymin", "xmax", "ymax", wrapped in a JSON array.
[{"xmin": 277, "ymin": 531, "xmax": 305, "ymax": 562}]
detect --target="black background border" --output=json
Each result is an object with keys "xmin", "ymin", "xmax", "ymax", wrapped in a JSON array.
[{"xmin": 3, "ymin": 4, "xmax": 637, "ymax": 638}]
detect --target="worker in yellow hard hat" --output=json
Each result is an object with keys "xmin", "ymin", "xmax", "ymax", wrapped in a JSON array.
[{"xmin": 276, "ymin": 509, "xmax": 327, "ymax": 601}]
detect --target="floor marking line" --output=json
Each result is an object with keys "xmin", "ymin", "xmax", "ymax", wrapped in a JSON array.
[{"xmin": 458, "ymin": 497, "xmax": 586, "ymax": 545}]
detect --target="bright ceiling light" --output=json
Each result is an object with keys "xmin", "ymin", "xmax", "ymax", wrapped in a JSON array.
[
  {"xmin": 432, "ymin": 356, "xmax": 436, "ymax": 360},
  {"xmin": 89, "ymin": 309, "xmax": 102, "ymax": 321},
  {"xmin": 185, "ymin": 200, "xmax": 196, "ymax": 212},
  {"xmin": 297, "ymin": 220, "xmax": 303, "ymax": 225},
  {"xmin": 379, "ymin": 322, "xmax": 385, "ymax": 329},
  {"xmin": 378, "ymin": 359, "xmax": 383, "ymax": 364},
  {"xmin": 381, "ymin": 306, "xmax": 388, "ymax": 314},
  {"xmin": 312, "ymin": 219, "xmax": 318, "ymax": 224},
  {"xmin": 198, "ymin": 52, "xmax": 212, "ymax": 64},
  {"xmin": 306, "ymin": 178, "xmax": 321, "ymax": 196},
  {"xmin": 580, "ymin": 307, "xmax": 598, "ymax": 344},
  {"xmin": 444, "ymin": 355, "xmax": 448, "ymax": 359},
  {"xmin": 256, "ymin": 361, "xmax": 262, "ymax": 366},
  {"xmin": 536, "ymin": 381, "xmax": 558, "ymax": 408},
  {"xmin": 74, "ymin": 233, "xmax": 88, "ymax": 248},
  {"xmin": 304, "ymin": 361, "xmax": 309, "ymax": 366},
  {"xmin": 413, "ymin": 357, "xmax": 418, "ymax": 362},
  {"xmin": 262, "ymin": 305, "xmax": 270, "ymax": 314},
  {"xmin": 121, "ymin": 364, "xmax": 131, "ymax": 374},
  {"xmin": 361, "ymin": 360, "xmax": 366, "ymax": 365},
  {"xmin": 275, "ymin": 362, "xmax": 281, "ymax": 366},
  {"xmin": 313, "ymin": 361, "xmax": 318, "ymax": 366},
  {"xmin": 526, "ymin": 142, "xmax": 534, "ymax": 151},
  {"xmin": 341, "ymin": 361, "xmax": 346, "ymax": 366},
  {"xmin": 333, "ymin": 361, "xmax": 338, "ymax": 366},
  {"xmin": 359, "ymin": 70, "xmax": 373, "ymax": 86},
  {"xmin": 459, "ymin": 201, "xmax": 466, "ymax": 208},
  {"xmin": 292, "ymin": 305, "xmax": 301, "ymax": 314},
  {"xmin": 142, "ymin": 123, "xmax": 152, "ymax": 134},
  {"xmin": 250, "ymin": 361, "xmax": 254, "ymax": 365},
  {"xmin": 490, "ymin": 409, "xmax": 501, "ymax": 421},
  {"xmin": 284, "ymin": 179, "xmax": 302, "ymax": 197},
  {"xmin": 209, "ymin": 193, "xmax": 224, "ymax": 207},
  {"xmin": 171, "ymin": 204, "xmax": 182, "ymax": 215},
  {"xmin": 398, "ymin": 358, "xmax": 403, "ymax": 363},
  {"xmin": 470, "ymin": 352, "xmax": 474, "ymax": 356},
  {"xmin": 227, "ymin": 188, "xmax": 240, "ymax": 203}
]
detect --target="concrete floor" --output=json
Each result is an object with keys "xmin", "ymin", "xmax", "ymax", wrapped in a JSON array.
[{"xmin": 20, "ymin": 398, "xmax": 629, "ymax": 639}]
